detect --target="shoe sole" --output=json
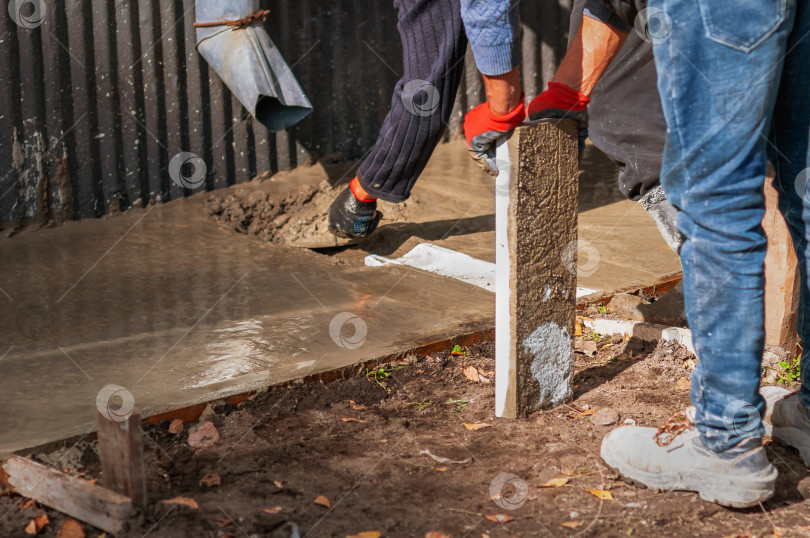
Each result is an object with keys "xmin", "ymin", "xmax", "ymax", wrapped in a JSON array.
[{"xmin": 601, "ymin": 450, "xmax": 776, "ymax": 508}]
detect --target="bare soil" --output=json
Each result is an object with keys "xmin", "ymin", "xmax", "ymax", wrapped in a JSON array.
[{"xmin": 3, "ymin": 332, "xmax": 808, "ymax": 538}]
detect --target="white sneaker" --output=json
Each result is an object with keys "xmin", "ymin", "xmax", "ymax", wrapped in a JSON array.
[
  {"xmin": 601, "ymin": 426, "xmax": 777, "ymax": 508},
  {"xmin": 766, "ymin": 390, "xmax": 810, "ymax": 466}
]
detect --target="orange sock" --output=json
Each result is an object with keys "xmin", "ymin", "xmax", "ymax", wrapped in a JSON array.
[{"xmin": 350, "ymin": 177, "xmax": 377, "ymax": 202}]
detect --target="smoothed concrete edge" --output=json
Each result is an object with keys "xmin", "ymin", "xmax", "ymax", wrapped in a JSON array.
[{"xmin": 16, "ymin": 319, "xmax": 495, "ymax": 456}]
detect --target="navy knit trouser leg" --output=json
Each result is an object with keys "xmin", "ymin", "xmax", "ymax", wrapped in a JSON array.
[{"xmin": 357, "ymin": 0, "xmax": 468, "ymax": 203}]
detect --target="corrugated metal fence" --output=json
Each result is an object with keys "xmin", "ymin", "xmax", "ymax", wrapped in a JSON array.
[{"xmin": 0, "ymin": 0, "xmax": 571, "ymax": 224}]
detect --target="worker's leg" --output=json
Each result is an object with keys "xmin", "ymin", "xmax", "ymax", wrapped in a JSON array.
[
  {"xmin": 356, "ymin": 0, "xmax": 468, "ymax": 202},
  {"xmin": 765, "ymin": 0, "xmax": 810, "ymax": 464},
  {"xmin": 653, "ymin": 0, "xmax": 794, "ymax": 453},
  {"xmin": 328, "ymin": 0, "xmax": 467, "ymax": 239},
  {"xmin": 602, "ymin": 0, "xmax": 797, "ymax": 507}
]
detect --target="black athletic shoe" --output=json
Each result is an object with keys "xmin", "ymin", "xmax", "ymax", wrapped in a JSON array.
[{"xmin": 328, "ymin": 185, "xmax": 383, "ymax": 239}]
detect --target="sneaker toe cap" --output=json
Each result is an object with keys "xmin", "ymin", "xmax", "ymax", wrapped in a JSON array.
[{"xmin": 601, "ymin": 426, "xmax": 663, "ymax": 471}]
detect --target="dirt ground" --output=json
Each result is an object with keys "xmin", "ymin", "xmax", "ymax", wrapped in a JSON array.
[{"xmin": 3, "ymin": 330, "xmax": 809, "ymax": 538}]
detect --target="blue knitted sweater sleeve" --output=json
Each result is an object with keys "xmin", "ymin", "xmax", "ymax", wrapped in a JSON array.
[{"xmin": 459, "ymin": 0, "xmax": 521, "ymax": 76}]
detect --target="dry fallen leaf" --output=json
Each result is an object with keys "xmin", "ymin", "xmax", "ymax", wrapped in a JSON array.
[
  {"xmin": 573, "ymin": 409, "xmax": 596, "ymax": 419},
  {"xmin": 199, "ymin": 472, "xmax": 221, "ymax": 487},
  {"xmin": 676, "ymin": 377, "xmax": 691, "ymax": 391},
  {"xmin": 601, "ymin": 343, "xmax": 614, "ymax": 350},
  {"xmin": 561, "ymin": 521, "xmax": 583, "ymax": 529},
  {"xmin": 575, "ymin": 322, "xmax": 583, "ymax": 336},
  {"xmin": 588, "ymin": 489, "xmax": 614, "ymax": 501},
  {"xmin": 262, "ymin": 506, "xmax": 283, "ymax": 514},
  {"xmin": 348, "ymin": 400, "xmax": 366, "ymax": 411},
  {"xmin": 188, "ymin": 421, "xmax": 220, "ymax": 449},
  {"xmin": 559, "ymin": 468, "xmax": 575, "ymax": 476},
  {"xmin": 425, "ymin": 533, "xmax": 451, "ymax": 538},
  {"xmin": 168, "ymin": 418, "xmax": 184, "ymax": 434},
  {"xmin": 56, "ymin": 518, "xmax": 85, "ymax": 538},
  {"xmin": 214, "ymin": 518, "xmax": 232, "ymax": 528},
  {"xmin": 342, "ymin": 417, "xmax": 367, "ymax": 423},
  {"xmin": 485, "ymin": 514, "xmax": 514, "ymax": 523},
  {"xmin": 273, "ymin": 480, "xmax": 285, "ymax": 489},
  {"xmin": 464, "ymin": 422, "xmax": 492, "ymax": 431},
  {"xmin": 540, "ymin": 477, "xmax": 569, "ymax": 488},
  {"xmin": 314, "ymin": 495, "xmax": 331, "ymax": 509},
  {"xmin": 160, "ymin": 496, "xmax": 199, "ymax": 509},
  {"xmin": 347, "ymin": 532, "xmax": 383, "ymax": 538},
  {"xmin": 771, "ymin": 527, "xmax": 788, "ymax": 537},
  {"xmin": 24, "ymin": 514, "xmax": 48, "ymax": 535},
  {"xmin": 434, "ymin": 466, "xmax": 449, "ymax": 472},
  {"xmin": 463, "ymin": 365, "xmax": 480, "ymax": 383}
]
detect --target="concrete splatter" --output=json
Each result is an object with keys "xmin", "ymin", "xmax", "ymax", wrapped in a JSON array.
[{"xmin": 524, "ymin": 322, "xmax": 573, "ymax": 407}]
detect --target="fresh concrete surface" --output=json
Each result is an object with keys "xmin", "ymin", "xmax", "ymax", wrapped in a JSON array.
[{"xmin": 1, "ymin": 198, "xmax": 493, "ymax": 452}]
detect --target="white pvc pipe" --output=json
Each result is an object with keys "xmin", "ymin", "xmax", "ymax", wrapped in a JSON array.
[{"xmin": 494, "ymin": 137, "xmax": 511, "ymax": 418}]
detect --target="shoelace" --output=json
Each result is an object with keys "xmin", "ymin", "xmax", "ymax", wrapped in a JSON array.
[
  {"xmin": 194, "ymin": 9, "xmax": 271, "ymax": 29},
  {"xmin": 653, "ymin": 406, "xmax": 696, "ymax": 447}
]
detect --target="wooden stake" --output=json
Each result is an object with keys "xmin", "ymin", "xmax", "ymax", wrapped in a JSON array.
[
  {"xmin": 762, "ymin": 176, "xmax": 801, "ymax": 357},
  {"xmin": 495, "ymin": 121, "xmax": 579, "ymax": 418},
  {"xmin": 96, "ymin": 409, "xmax": 148, "ymax": 510},
  {"xmin": 763, "ymin": 177, "xmax": 800, "ymax": 355},
  {"xmin": 0, "ymin": 454, "xmax": 134, "ymax": 535}
]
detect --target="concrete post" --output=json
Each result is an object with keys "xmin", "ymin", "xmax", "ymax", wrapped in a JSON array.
[{"xmin": 495, "ymin": 121, "xmax": 579, "ymax": 418}]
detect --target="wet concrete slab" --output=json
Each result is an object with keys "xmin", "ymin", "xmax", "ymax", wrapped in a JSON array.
[{"xmin": 1, "ymin": 199, "xmax": 493, "ymax": 451}]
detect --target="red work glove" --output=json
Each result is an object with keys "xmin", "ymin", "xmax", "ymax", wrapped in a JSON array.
[
  {"xmin": 463, "ymin": 93, "xmax": 525, "ymax": 176},
  {"xmin": 527, "ymin": 82, "xmax": 589, "ymax": 127}
]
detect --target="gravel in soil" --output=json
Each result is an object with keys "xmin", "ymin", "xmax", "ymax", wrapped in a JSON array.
[{"xmin": 3, "ymin": 334, "xmax": 808, "ymax": 538}]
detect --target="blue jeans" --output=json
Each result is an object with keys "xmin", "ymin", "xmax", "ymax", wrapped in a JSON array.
[{"xmin": 650, "ymin": 0, "xmax": 810, "ymax": 452}]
